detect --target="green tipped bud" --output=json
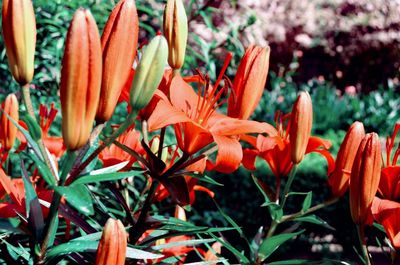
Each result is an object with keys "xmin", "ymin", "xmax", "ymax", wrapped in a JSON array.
[
  {"xmin": 130, "ymin": 35, "xmax": 168, "ymax": 111},
  {"xmin": 163, "ymin": 0, "xmax": 188, "ymax": 69}
]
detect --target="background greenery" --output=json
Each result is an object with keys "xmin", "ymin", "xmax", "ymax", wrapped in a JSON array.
[{"xmin": 0, "ymin": 0, "xmax": 399, "ymax": 263}]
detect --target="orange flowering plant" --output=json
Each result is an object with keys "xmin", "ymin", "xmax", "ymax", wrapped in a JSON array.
[{"xmin": 0, "ymin": 0, "xmax": 398, "ymax": 264}]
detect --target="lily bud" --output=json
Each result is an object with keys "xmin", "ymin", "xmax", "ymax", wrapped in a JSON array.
[
  {"xmin": 329, "ymin": 121, "xmax": 365, "ymax": 197},
  {"xmin": 60, "ymin": 9, "xmax": 102, "ymax": 150},
  {"xmin": 350, "ymin": 133, "xmax": 382, "ymax": 225},
  {"xmin": 2, "ymin": 0, "xmax": 36, "ymax": 85},
  {"xmin": 130, "ymin": 35, "xmax": 168, "ymax": 111},
  {"xmin": 163, "ymin": 0, "xmax": 188, "ymax": 69},
  {"xmin": 95, "ymin": 218, "xmax": 127, "ymax": 265},
  {"xmin": 0, "ymin": 94, "xmax": 19, "ymax": 151},
  {"xmin": 227, "ymin": 45, "xmax": 270, "ymax": 120},
  {"xmin": 96, "ymin": 0, "xmax": 139, "ymax": 122},
  {"xmin": 289, "ymin": 91, "xmax": 312, "ymax": 164},
  {"xmin": 175, "ymin": 205, "xmax": 186, "ymax": 221}
]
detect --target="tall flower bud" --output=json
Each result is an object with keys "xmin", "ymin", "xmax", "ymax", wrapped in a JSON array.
[
  {"xmin": 2, "ymin": 0, "xmax": 36, "ymax": 85},
  {"xmin": 290, "ymin": 91, "xmax": 312, "ymax": 164},
  {"xmin": 227, "ymin": 45, "xmax": 270, "ymax": 120},
  {"xmin": 350, "ymin": 133, "xmax": 382, "ymax": 225},
  {"xmin": 95, "ymin": 218, "xmax": 127, "ymax": 265},
  {"xmin": 60, "ymin": 9, "xmax": 102, "ymax": 150},
  {"xmin": 96, "ymin": 0, "xmax": 139, "ymax": 122},
  {"xmin": 0, "ymin": 94, "xmax": 19, "ymax": 151},
  {"xmin": 130, "ymin": 36, "xmax": 168, "ymax": 111},
  {"xmin": 329, "ymin": 121, "xmax": 365, "ymax": 197},
  {"xmin": 163, "ymin": 0, "xmax": 188, "ymax": 69}
]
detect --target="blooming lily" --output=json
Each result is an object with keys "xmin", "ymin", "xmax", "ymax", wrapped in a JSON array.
[
  {"xmin": 147, "ymin": 66, "xmax": 276, "ymax": 173},
  {"xmin": 372, "ymin": 197, "xmax": 400, "ymax": 249},
  {"xmin": 242, "ymin": 111, "xmax": 334, "ymax": 178},
  {"xmin": 378, "ymin": 123, "xmax": 400, "ymax": 201}
]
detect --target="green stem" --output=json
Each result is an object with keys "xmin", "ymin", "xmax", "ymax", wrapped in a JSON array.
[
  {"xmin": 281, "ymin": 197, "xmax": 339, "ymax": 222},
  {"xmin": 21, "ymin": 84, "xmax": 57, "ymax": 179},
  {"xmin": 129, "ymin": 180, "xmax": 160, "ymax": 243},
  {"xmin": 67, "ymin": 112, "xmax": 137, "ymax": 184},
  {"xmin": 38, "ymin": 150, "xmax": 76, "ymax": 263},
  {"xmin": 266, "ymin": 220, "xmax": 278, "ymax": 238},
  {"xmin": 280, "ymin": 165, "xmax": 298, "ymax": 209},
  {"xmin": 357, "ymin": 224, "xmax": 371, "ymax": 265}
]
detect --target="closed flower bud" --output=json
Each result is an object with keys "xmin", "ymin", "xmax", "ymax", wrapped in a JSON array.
[
  {"xmin": 95, "ymin": 218, "xmax": 127, "ymax": 265},
  {"xmin": 60, "ymin": 9, "xmax": 102, "ymax": 150},
  {"xmin": 227, "ymin": 45, "xmax": 270, "ymax": 120},
  {"xmin": 290, "ymin": 91, "xmax": 312, "ymax": 164},
  {"xmin": 130, "ymin": 35, "xmax": 168, "ymax": 111},
  {"xmin": 0, "ymin": 94, "xmax": 19, "ymax": 151},
  {"xmin": 2, "ymin": 0, "xmax": 36, "ymax": 85},
  {"xmin": 163, "ymin": 0, "xmax": 188, "ymax": 69},
  {"xmin": 329, "ymin": 121, "xmax": 365, "ymax": 197},
  {"xmin": 96, "ymin": 0, "xmax": 139, "ymax": 122},
  {"xmin": 350, "ymin": 133, "xmax": 382, "ymax": 225}
]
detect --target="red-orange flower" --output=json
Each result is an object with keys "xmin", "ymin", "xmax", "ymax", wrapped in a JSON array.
[
  {"xmin": 242, "ymin": 111, "xmax": 334, "ymax": 178},
  {"xmin": 372, "ymin": 197, "xmax": 400, "ymax": 249},
  {"xmin": 95, "ymin": 218, "xmax": 127, "ymax": 265},
  {"xmin": 328, "ymin": 121, "xmax": 365, "ymax": 197},
  {"xmin": 99, "ymin": 128, "xmax": 143, "ymax": 168},
  {"xmin": 227, "ymin": 45, "xmax": 270, "ymax": 120},
  {"xmin": 0, "ymin": 94, "xmax": 19, "ymax": 151},
  {"xmin": 290, "ymin": 91, "xmax": 313, "ymax": 164},
  {"xmin": 378, "ymin": 123, "xmax": 400, "ymax": 201},
  {"xmin": 147, "ymin": 73, "xmax": 276, "ymax": 173},
  {"xmin": 96, "ymin": 0, "xmax": 139, "ymax": 122},
  {"xmin": 60, "ymin": 9, "xmax": 102, "ymax": 150},
  {"xmin": 2, "ymin": 0, "xmax": 36, "ymax": 85},
  {"xmin": 349, "ymin": 133, "xmax": 382, "ymax": 225}
]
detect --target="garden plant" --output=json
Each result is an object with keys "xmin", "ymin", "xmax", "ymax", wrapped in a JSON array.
[{"xmin": 0, "ymin": 0, "xmax": 399, "ymax": 264}]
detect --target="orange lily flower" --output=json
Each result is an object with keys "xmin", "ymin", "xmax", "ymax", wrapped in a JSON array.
[
  {"xmin": 242, "ymin": 111, "xmax": 334, "ymax": 178},
  {"xmin": 16, "ymin": 103, "xmax": 66, "ymax": 158},
  {"xmin": 147, "ymin": 70, "xmax": 276, "ymax": 173},
  {"xmin": 0, "ymin": 94, "xmax": 19, "ymax": 151},
  {"xmin": 99, "ymin": 128, "xmax": 144, "ymax": 168},
  {"xmin": 60, "ymin": 9, "xmax": 102, "ymax": 150},
  {"xmin": 378, "ymin": 123, "xmax": 400, "ymax": 201},
  {"xmin": 0, "ymin": 168, "xmax": 52, "ymax": 218},
  {"xmin": 349, "ymin": 133, "xmax": 382, "ymax": 225},
  {"xmin": 372, "ymin": 197, "xmax": 400, "ymax": 249},
  {"xmin": 97, "ymin": 0, "xmax": 139, "ymax": 122},
  {"xmin": 2, "ymin": 0, "xmax": 36, "ymax": 85},
  {"xmin": 95, "ymin": 218, "xmax": 127, "ymax": 265},
  {"xmin": 290, "ymin": 91, "xmax": 313, "ymax": 164},
  {"xmin": 227, "ymin": 45, "xmax": 270, "ymax": 120},
  {"xmin": 328, "ymin": 121, "xmax": 365, "ymax": 197}
]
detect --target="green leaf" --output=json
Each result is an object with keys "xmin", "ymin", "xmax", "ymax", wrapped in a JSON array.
[
  {"xmin": 151, "ymin": 238, "xmax": 215, "ymax": 251},
  {"xmin": 55, "ymin": 185, "xmax": 94, "ymax": 215},
  {"xmin": 302, "ymin": 192, "xmax": 312, "ymax": 212},
  {"xmin": 208, "ymin": 234, "xmax": 250, "ymax": 265},
  {"xmin": 21, "ymin": 161, "xmax": 44, "ymax": 241},
  {"xmin": 23, "ymin": 152, "xmax": 56, "ymax": 186},
  {"xmin": 261, "ymin": 202, "xmax": 283, "ymax": 221},
  {"xmin": 294, "ymin": 215, "xmax": 335, "ymax": 230},
  {"xmin": 268, "ymin": 260, "xmax": 308, "ymax": 265},
  {"xmin": 258, "ymin": 230, "xmax": 305, "ymax": 262},
  {"xmin": 46, "ymin": 240, "xmax": 98, "ymax": 261},
  {"xmin": 126, "ymin": 247, "xmax": 163, "ymax": 260},
  {"xmin": 71, "ymin": 171, "xmax": 136, "ymax": 185},
  {"xmin": 90, "ymin": 161, "xmax": 129, "ymax": 175}
]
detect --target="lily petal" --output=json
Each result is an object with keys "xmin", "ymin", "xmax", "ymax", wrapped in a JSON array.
[{"xmin": 208, "ymin": 135, "xmax": 243, "ymax": 173}]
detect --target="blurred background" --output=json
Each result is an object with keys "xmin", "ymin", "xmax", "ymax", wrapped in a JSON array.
[{"xmin": 0, "ymin": 0, "xmax": 399, "ymax": 263}]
